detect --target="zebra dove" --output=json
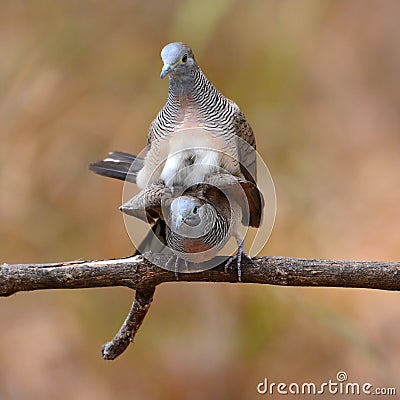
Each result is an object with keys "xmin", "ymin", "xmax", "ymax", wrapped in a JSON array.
[{"xmin": 89, "ymin": 42, "xmax": 264, "ymax": 279}]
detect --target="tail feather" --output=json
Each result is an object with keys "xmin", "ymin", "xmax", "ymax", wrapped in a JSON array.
[
  {"xmin": 107, "ymin": 151, "xmax": 139, "ymax": 164},
  {"xmin": 134, "ymin": 219, "xmax": 170, "ymax": 256},
  {"xmin": 89, "ymin": 151, "xmax": 144, "ymax": 183},
  {"xmin": 90, "ymin": 151, "xmax": 170, "ymax": 258}
]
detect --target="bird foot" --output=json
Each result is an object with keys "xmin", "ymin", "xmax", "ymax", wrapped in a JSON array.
[
  {"xmin": 225, "ymin": 243, "xmax": 251, "ymax": 282},
  {"xmin": 165, "ymin": 255, "xmax": 189, "ymax": 280}
]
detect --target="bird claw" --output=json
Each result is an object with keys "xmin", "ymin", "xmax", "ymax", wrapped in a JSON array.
[{"xmin": 225, "ymin": 243, "xmax": 251, "ymax": 282}]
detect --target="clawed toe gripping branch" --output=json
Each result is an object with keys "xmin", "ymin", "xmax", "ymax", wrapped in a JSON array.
[{"xmin": 1, "ymin": 255, "xmax": 400, "ymax": 360}]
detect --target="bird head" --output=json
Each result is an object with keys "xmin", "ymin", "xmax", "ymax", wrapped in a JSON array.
[
  {"xmin": 160, "ymin": 42, "xmax": 196, "ymax": 79},
  {"xmin": 170, "ymin": 196, "xmax": 201, "ymax": 229},
  {"xmin": 169, "ymin": 195, "xmax": 215, "ymax": 238}
]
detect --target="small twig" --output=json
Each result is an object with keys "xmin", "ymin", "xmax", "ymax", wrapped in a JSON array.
[
  {"xmin": 102, "ymin": 286, "xmax": 155, "ymax": 360},
  {"xmin": 1, "ymin": 255, "xmax": 400, "ymax": 359}
]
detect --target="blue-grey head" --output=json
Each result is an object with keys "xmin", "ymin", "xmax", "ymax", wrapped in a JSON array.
[
  {"xmin": 160, "ymin": 42, "xmax": 196, "ymax": 79},
  {"xmin": 169, "ymin": 195, "xmax": 215, "ymax": 239}
]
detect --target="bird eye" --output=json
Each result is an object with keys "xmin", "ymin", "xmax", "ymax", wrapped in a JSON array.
[
  {"xmin": 192, "ymin": 206, "xmax": 198, "ymax": 214},
  {"xmin": 181, "ymin": 53, "xmax": 188, "ymax": 63}
]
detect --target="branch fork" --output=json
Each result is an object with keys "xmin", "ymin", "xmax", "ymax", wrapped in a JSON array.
[{"xmin": 1, "ymin": 255, "xmax": 400, "ymax": 359}]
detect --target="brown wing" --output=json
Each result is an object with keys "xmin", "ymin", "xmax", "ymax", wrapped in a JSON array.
[
  {"xmin": 204, "ymin": 173, "xmax": 263, "ymax": 228},
  {"xmin": 232, "ymin": 106, "xmax": 257, "ymax": 180},
  {"xmin": 232, "ymin": 107, "xmax": 263, "ymax": 228},
  {"xmin": 120, "ymin": 184, "xmax": 172, "ymax": 224}
]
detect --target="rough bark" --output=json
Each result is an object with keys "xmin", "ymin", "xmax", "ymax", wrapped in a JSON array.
[{"xmin": 1, "ymin": 255, "xmax": 399, "ymax": 359}]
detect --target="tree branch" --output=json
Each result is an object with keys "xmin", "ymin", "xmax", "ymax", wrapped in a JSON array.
[
  {"xmin": 102, "ymin": 286, "xmax": 155, "ymax": 360},
  {"xmin": 1, "ymin": 255, "xmax": 400, "ymax": 359}
]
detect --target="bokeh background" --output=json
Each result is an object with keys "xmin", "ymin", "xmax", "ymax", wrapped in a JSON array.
[{"xmin": 1, "ymin": 1, "xmax": 400, "ymax": 399}]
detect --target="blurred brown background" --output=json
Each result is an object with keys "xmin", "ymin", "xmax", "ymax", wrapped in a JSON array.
[{"xmin": 1, "ymin": 1, "xmax": 400, "ymax": 399}]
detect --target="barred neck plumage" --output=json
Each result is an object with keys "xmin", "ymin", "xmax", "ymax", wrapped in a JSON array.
[
  {"xmin": 202, "ymin": 212, "xmax": 230, "ymax": 248},
  {"xmin": 166, "ymin": 66, "xmax": 225, "ymax": 110},
  {"xmin": 167, "ymin": 211, "xmax": 230, "ymax": 254},
  {"xmin": 167, "ymin": 67, "xmax": 196, "ymax": 98}
]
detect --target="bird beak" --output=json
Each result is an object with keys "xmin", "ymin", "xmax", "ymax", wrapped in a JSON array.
[
  {"xmin": 160, "ymin": 63, "xmax": 172, "ymax": 79},
  {"xmin": 175, "ymin": 215, "xmax": 184, "ymax": 229},
  {"xmin": 119, "ymin": 203, "xmax": 133, "ymax": 216}
]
